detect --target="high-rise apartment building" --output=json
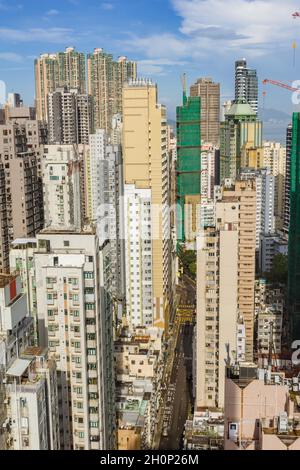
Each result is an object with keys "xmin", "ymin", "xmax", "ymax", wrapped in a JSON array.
[
  {"xmin": 235, "ymin": 59, "xmax": 258, "ymax": 115},
  {"xmin": 85, "ymin": 129, "xmax": 125, "ymax": 300},
  {"xmin": 122, "ymin": 80, "xmax": 171, "ymax": 331},
  {"xmin": 222, "ymin": 180, "xmax": 256, "ymax": 360},
  {"xmin": 196, "ymin": 202, "xmax": 240, "ymax": 409},
  {"xmin": 0, "ymin": 124, "xmax": 43, "ymax": 273},
  {"xmin": 196, "ymin": 180, "xmax": 256, "ymax": 409},
  {"xmin": 241, "ymin": 141, "xmax": 286, "ymax": 230},
  {"xmin": 200, "ymin": 143, "xmax": 217, "ymax": 200},
  {"xmin": 220, "ymin": 100, "xmax": 262, "ymax": 181},
  {"xmin": 284, "ymin": 123, "xmax": 292, "ymax": 235},
  {"xmin": 0, "ymin": 274, "xmax": 59, "ymax": 450},
  {"xmin": 34, "ymin": 229, "xmax": 115, "ymax": 450},
  {"xmin": 5, "ymin": 349, "xmax": 60, "ymax": 450},
  {"xmin": 87, "ymin": 49, "xmax": 136, "ymax": 133},
  {"xmin": 190, "ymin": 78, "xmax": 220, "ymax": 145},
  {"xmin": 42, "ymin": 145, "xmax": 82, "ymax": 231},
  {"xmin": 240, "ymin": 168, "xmax": 275, "ymax": 250},
  {"xmin": 7, "ymin": 92, "xmax": 22, "ymax": 108},
  {"xmin": 288, "ymin": 113, "xmax": 300, "ymax": 342},
  {"xmin": 9, "ymin": 238, "xmax": 38, "ymax": 341},
  {"xmin": 177, "ymin": 91, "xmax": 201, "ymax": 244},
  {"xmin": 262, "ymin": 142, "xmax": 286, "ymax": 230},
  {"xmin": 35, "ymin": 47, "xmax": 86, "ymax": 122},
  {"xmin": 48, "ymin": 87, "xmax": 94, "ymax": 145},
  {"xmin": 0, "ymin": 273, "xmax": 34, "ymax": 448}
]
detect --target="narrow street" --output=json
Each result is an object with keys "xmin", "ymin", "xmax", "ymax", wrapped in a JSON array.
[{"xmin": 159, "ymin": 322, "xmax": 194, "ymax": 450}]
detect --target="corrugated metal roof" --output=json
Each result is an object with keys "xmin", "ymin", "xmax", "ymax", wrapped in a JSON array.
[{"xmin": 6, "ymin": 358, "xmax": 32, "ymax": 377}]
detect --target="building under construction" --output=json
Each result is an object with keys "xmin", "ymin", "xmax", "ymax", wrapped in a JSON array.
[{"xmin": 176, "ymin": 90, "xmax": 201, "ymax": 243}]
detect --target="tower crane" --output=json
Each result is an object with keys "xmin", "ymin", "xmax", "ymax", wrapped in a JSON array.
[{"xmin": 262, "ymin": 79, "xmax": 299, "ymax": 93}]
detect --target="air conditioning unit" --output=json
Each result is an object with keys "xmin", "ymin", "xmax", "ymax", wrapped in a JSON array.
[
  {"xmin": 228, "ymin": 422, "xmax": 239, "ymax": 442},
  {"xmin": 278, "ymin": 412, "xmax": 288, "ymax": 434}
]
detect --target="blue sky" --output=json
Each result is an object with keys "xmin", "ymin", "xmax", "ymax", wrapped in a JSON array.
[{"xmin": 1, "ymin": 0, "xmax": 300, "ymax": 120}]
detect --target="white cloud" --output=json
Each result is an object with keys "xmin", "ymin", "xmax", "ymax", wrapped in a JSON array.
[
  {"xmin": 46, "ymin": 9, "xmax": 59, "ymax": 16},
  {"xmin": 0, "ymin": 27, "xmax": 74, "ymax": 43},
  {"xmin": 0, "ymin": 52, "xmax": 23, "ymax": 62},
  {"xmin": 121, "ymin": 0, "xmax": 300, "ymax": 69},
  {"xmin": 172, "ymin": 0, "xmax": 299, "ymax": 52},
  {"xmin": 138, "ymin": 58, "xmax": 186, "ymax": 76},
  {"xmin": 101, "ymin": 2, "xmax": 114, "ymax": 10},
  {"xmin": 120, "ymin": 33, "xmax": 191, "ymax": 60}
]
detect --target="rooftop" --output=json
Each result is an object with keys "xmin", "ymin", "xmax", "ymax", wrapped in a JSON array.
[{"xmin": 226, "ymin": 100, "xmax": 256, "ymax": 117}]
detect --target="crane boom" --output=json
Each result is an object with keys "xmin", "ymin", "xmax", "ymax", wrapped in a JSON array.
[{"xmin": 263, "ymin": 79, "xmax": 299, "ymax": 93}]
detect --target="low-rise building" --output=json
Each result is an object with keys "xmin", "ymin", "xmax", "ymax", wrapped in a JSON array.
[
  {"xmin": 184, "ymin": 410, "xmax": 224, "ymax": 450},
  {"xmin": 115, "ymin": 327, "xmax": 163, "ymax": 449},
  {"xmin": 224, "ymin": 362, "xmax": 300, "ymax": 450}
]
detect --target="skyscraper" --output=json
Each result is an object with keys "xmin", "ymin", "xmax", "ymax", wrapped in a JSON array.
[
  {"xmin": 176, "ymin": 91, "xmax": 201, "ymax": 244},
  {"xmin": 85, "ymin": 129, "xmax": 125, "ymax": 300},
  {"xmin": 288, "ymin": 113, "xmax": 300, "ymax": 341},
  {"xmin": 222, "ymin": 179, "xmax": 256, "ymax": 360},
  {"xmin": 42, "ymin": 145, "xmax": 83, "ymax": 231},
  {"xmin": 34, "ymin": 229, "xmax": 116, "ymax": 450},
  {"xmin": 220, "ymin": 100, "xmax": 262, "ymax": 181},
  {"xmin": 240, "ymin": 168, "xmax": 275, "ymax": 251},
  {"xmin": 190, "ymin": 77, "xmax": 220, "ymax": 145},
  {"xmin": 196, "ymin": 203, "xmax": 240, "ymax": 409},
  {"xmin": 122, "ymin": 79, "xmax": 171, "ymax": 331},
  {"xmin": 87, "ymin": 49, "xmax": 136, "ymax": 133},
  {"xmin": 35, "ymin": 47, "xmax": 86, "ymax": 122},
  {"xmin": 0, "ymin": 124, "xmax": 43, "ymax": 273},
  {"xmin": 48, "ymin": 87, "xmax": 94, "ymax": 145},
  {"xmin": 284, "ymin": 123, "xmax": 292, "ymax": 235},
  {"xmin": 196, "ymin": 179, "xmax": 256, "ymax": 408},
  {"xmin": 235, "ymin": 59, "xmax": 258, "ymax": 115}
]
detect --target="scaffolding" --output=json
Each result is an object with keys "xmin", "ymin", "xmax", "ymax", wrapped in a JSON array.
[{"xmin": 176, "ymin": 92, "xmax": 201, "ymax": 242}]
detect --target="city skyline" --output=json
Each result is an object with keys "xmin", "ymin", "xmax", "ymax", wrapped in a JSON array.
[
  {"xmin": 1, "ymin": 0, "xmax": 300, "ymax": 455},
  {"xmin": 1, "ymin": 0, "xmax": 300, "ymax": 121}
]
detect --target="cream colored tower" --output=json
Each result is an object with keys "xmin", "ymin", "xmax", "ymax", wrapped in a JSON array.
[
  {"xmin": 196, "ymin": 180, "xmax": 256, "ymax": 409},
  {"xmin": 196, "ymin": 202, "xmax": 239, "ymax": 409},
  {"xmin": 35, "ymin": 47, "xmax": 86, "ymax": 122},
  {"xmin": 87, "ymin": 49, "xmax": 136, "ymax": 133},
  {"xmin": 222, "ymin": 180, "xmax": 256, "ymax": 361},
  {"xmin": 122, "ymin": 80, "xmax": 170, "ymax": 331}
]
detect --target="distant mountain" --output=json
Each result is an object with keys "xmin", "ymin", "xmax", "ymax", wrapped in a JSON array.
[
  {"xmin": 259, "ymin": 107, "xmax": 291, "ymax": 144},
  {"xmin": 258, "ymin": 107, "xmax": 291, "ymax": 124},
  {"xmin": 168, "ymin": 110, "xmax": 290, "ymax": 144}
]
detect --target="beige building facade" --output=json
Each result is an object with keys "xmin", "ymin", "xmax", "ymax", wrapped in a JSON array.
[
  {"xmin": 122, "ymin": 80, "xmax": 171, "ymax": 331},
  {"xmin": 190, "ymin": 77, "xmax": 220, "ymax": 145}
]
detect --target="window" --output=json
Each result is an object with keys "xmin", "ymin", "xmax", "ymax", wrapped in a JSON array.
[
  {"xmin": 85, "ymin": 303, "xmax": 95, "ymax": 310},
  {"xmin": 90, "ymin": 421, "xmax": 99, "ymax": 428},
  {"xmin": 64, "ymin": 241, "xmax": 70, "ymax": 247},
  {"xmin": 87, "ymin": 348, "xmax": 96, "ymax": 356},
  {"xmin": 84, "ymin": 272, "xmax": 94, "ymax": 279}
]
